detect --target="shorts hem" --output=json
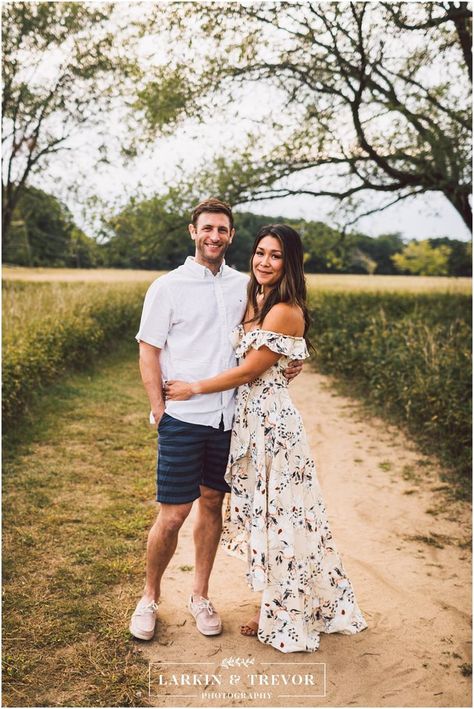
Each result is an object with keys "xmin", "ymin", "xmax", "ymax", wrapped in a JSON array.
[
  {"xmin": 200, "ymin": 482, "xmax": 231, "ymax": 494},
  {"xmin": 157, "ymin": 492, "xmax": 201, "ymax": 505}
]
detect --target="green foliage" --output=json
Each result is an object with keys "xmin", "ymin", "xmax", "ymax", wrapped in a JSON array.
[
  {"xmin": 3, "ymin": 186, "xmax": 101, "ymax": 267},
  {"xmin": 2, "ymin": 281, "xmax": 146, "ymax": 429},
  {"xmin": 103, "ymin": 195, "xmax": 468, "ymax": 276},
  {"xmin": 308, "ymin": 291, "xmax": 472, "ymax": 486},
  {"xmin": 102, "ymin": 193, "xmax": 192, "ymax": 269},
  {"xmin": 392, "ymin": 240, "xmax": 452, "ymax": 275},
  {"xmin": 2, "ymin": 2, "xmax": 143, "ymax": 241},
  {"xmin": 429, "ymin": 237, "xmax": 472, "ymax": 277},
  {"xmin": 133, "ymin": 67, "xmax": 198, "ymax": 136}
]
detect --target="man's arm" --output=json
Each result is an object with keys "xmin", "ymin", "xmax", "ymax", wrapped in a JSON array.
[
  {"xmin": 138, "ymin": 341, "xmax": 165, "ymax": 428},
  {"xmin": 284, "ymin": 359, "xmax": 303, "ymax": 381}
]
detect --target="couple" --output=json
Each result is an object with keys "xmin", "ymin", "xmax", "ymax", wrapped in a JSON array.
[{"xmin": 130, "ymin": 197, "xmax": 367, "ymax": 653}]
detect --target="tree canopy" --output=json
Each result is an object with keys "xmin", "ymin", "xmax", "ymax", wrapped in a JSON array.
[
  {"xmin": 1, "ymin": 2, "xmax": 142, "ymax": 245},
  {"xmin": 140, "ymin": 1, "xmax": 472, "ymax": 231},
  {"xmin": 392, "ymin": 240, "xmax": 452, "ymax": 276},
  {"xmin": 3, "ymin": 185, "xmax": 100, "ymax": 267}
]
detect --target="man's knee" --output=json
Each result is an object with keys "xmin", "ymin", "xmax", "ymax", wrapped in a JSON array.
[
  {"xmin": 198, "ymin": 486, "xmax": 225, "ymax": 516},
  {"xmin": 157, "ymin": 502, "xmax": 193, "ymax": 534}
]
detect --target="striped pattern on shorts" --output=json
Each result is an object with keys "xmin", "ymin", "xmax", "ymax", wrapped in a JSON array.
[{"xmin": 156, "ymin": 413, "xmax": 231, "ymax": 504}]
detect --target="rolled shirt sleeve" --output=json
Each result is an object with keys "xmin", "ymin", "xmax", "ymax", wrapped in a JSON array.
[{"xmin": 135, "ymin": 277, "xmax": 173, "ymax": 349}]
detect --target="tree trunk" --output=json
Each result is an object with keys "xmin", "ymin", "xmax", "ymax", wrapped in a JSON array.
[
  {"xmin": 2, "ymin": 181, "xmax": 25, "ymax": 245},
  {"xmin": 2, "ymin": 199, "xmax": 15, "ymax": 245},
  {"xmin": 444, "ymin": 188, "xmax": 472, "ymax": 232}
]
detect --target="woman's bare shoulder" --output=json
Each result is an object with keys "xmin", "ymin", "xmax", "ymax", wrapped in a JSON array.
[{"xmin": 261, "ymin": 302, "xmax": 305, "ymax": 337}]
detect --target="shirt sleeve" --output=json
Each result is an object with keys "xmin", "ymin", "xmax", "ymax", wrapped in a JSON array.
[{"xmin": 135, "ymin": 277, "xmax": 173, "ymax": 349}]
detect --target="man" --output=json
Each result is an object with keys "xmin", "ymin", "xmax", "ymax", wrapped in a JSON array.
[{"xmin": 130, "ymin": 198, "xmax": 300, "ymax": 641}]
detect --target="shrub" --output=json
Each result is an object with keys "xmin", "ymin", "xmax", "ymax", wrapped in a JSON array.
[
  {"xmin": 307, "ymin": 291, "xmax": 472, "ymax": 486},
  {"xmin": 2, "ymin": 281, "xmax": 147, "ymax": 429}
]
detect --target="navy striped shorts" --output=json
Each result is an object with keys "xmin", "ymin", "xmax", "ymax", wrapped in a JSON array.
[{"xmin": 156, "ymin": 413, "xmax": 231, "ymax": 504}]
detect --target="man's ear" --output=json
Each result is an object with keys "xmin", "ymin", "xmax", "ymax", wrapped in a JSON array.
[
  {"xmin": 188, "ymin": 223, "xmax": 196, "ymax": 240},
  {"xmin": 229, "ymin": 227, "xmax": 235, "ymax": 244}
]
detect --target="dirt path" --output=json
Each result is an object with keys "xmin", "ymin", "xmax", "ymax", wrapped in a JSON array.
[{"xmin": 138, "ymin": 368, "xmax": 471, "ymax": 708}]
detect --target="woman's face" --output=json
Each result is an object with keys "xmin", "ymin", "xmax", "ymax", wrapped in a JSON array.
[{"xmin": 252, "ymin": 235, "xmax": 284, "ymax": 291}]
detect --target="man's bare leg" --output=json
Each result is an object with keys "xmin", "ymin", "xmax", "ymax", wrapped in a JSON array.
[
  {"xmin": 142, "ymin": 501, "xmax": 193, "ymax": 602},
  {"xmin": 192, "ymin": 486, "xmax": 225, "ymax": 599}
]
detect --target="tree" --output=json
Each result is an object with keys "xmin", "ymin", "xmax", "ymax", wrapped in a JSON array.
[
  {"xmin": 349, "ymin": 248, "xmax": 378, "ymax": 275},
  {"xmin": 141, "ymin": 2, "xmax": 472, "ymax": 231},
  {"xmin": 67, "ymin": 226, "xmax": 103, "ymax": 269},
  {"xmin": 392, "ymin": 240, "xmax": 452, "ymax": 275},
  {"xmin": 344, "ymin": 231, "xmax": 405, "ymax": 274},
  {"xmin": 4, "ymin": 185, "xmax": 72, "ymax": 266},
  {"xmin": 102, "ymin": 191, "xmax": 192, "ymax": 269},
  {"xmin": 2, "ymin": 2, "xmax": 140, "ymax": 246},
  {"xmin": 428, "ymin": 236, "xmax": 472, "ymax": 276}
]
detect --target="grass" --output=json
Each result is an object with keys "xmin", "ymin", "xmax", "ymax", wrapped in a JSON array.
[
  {"xmin": 2, "ymin": 280, "xmax": 147, "ymax": 347},
  {"xmin": 307, "ymin": 291, "xmax": 472, "ymax": 495},
  {"xmin": 2, "ymin": 341, "xmax": 156, "ymax": 707},
  {"xmin": 2, "ymin": 266, "xmax": 166, "ymax": 284},
  {"xmin": 405, "ymin": 533, "xmax": 451, "ymax": 549},
  {"xmin": 305, "ymin": 273, "xmax": 471, "ymax": 293},
  {"xmin": 2, "ymin": 281, "xmax": 147, "ymax": 429},
  {"xmin": 3, "ymin": 265, "xmax": 471, "ymax": 292}
]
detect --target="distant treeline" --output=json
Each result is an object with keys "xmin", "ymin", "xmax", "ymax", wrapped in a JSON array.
[{"xmin": 3, "ymin": 186, "xmax": 472, "ymax": 276}]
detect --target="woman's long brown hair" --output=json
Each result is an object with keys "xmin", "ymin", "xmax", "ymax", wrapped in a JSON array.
[{"xmin": 244, "ymin": 224, "xmax": 312, "ymax": 347}]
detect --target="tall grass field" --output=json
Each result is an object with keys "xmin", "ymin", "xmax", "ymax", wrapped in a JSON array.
[
  {"xmin": 2, "ymin": 279, "xmax": 147, "ymax": 428},
  {"xmin": 307, "ymin": 291, "xmax": 471, "ymax": 490},
  {"xmin": 2, "ymin": 269, "xmax": 472, "ymax": 488}
]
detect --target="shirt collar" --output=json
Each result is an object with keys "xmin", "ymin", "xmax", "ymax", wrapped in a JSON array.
[{"xmin": 184, "ymin": 256, "xmax": 225, "ymax": 278}]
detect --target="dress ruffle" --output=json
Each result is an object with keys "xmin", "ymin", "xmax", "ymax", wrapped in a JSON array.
[{"xmin": 233, "ymin": 326, "xmax": 309, "ymax": 361}]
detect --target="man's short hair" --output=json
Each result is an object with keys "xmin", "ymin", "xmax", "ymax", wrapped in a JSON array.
[{"xmin": 191, "ymin": 198, "xmax": 234, "ymax": 229}]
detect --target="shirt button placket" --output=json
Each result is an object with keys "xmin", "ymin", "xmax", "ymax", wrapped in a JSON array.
[{"xmin": 214, "ymin": 278, "xmax": 228, "ymax": 427}]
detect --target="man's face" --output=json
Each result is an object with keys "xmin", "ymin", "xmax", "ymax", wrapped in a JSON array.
[{"xmin": 188, "ymin": 211, "xmax": 235, "ymax": 269}]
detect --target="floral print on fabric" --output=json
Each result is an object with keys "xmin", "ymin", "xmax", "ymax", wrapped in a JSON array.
[{"xmin": 221, "ymin": 325, "xmax": 368, "ymax": 653}]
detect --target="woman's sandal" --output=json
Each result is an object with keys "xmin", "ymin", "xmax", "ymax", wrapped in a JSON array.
[{"xmin": 240, "ymin": 619, "xmax": 259, "ymax": 637}]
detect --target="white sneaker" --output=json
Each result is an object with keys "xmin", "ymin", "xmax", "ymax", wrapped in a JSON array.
[
  {"xmin": 129, "ymin": 598, "xmax": 160, "ymax": 640},
  {"xmin": 188, "ymin": 595, "xmax": 222, "ymax": 636}
]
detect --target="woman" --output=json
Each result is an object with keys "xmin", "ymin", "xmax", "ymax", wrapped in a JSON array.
[{"xmin": 166, "ymin": 224, "xmax": 368, "ymax": 653}]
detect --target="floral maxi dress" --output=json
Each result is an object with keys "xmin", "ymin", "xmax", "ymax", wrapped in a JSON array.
[{"xmin": 221, "ymin": 326, "xmax": 368, "ymax": 653}]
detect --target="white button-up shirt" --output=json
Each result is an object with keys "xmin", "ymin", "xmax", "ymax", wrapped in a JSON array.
[{"xmin": 136, "ymin": 257, "xmax": 249, "ymax": 430}]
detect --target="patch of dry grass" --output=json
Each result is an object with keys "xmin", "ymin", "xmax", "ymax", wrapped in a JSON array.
[
  {"xmin": 305, "ymin": 273, "xmax": 471, "ymax": 293},
  {"xmin": 2, "ymin": 342, "xmax": 156, "ymax": 707},
  {"xmin": 2, "ymin": 266, "xmax": 165, "ymax": 284},
  {"xmin": 3, "ymin": 265, "xmax": 471, "ymax": 293}
]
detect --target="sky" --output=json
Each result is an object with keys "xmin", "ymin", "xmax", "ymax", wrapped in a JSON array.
[
  {"xmin": 39, "ymin": 117, "xmax": 470, "ymax": 244},
  {"xmin": 20, "ymin": 1, "xmax": 472, "ymax": 243}
]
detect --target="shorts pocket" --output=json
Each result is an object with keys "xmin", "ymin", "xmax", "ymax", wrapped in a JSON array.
[{"xmin": 158, "ymin": 412, "xmax": 171, "ymax": 430}]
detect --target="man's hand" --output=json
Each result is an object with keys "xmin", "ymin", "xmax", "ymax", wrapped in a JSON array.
[
  {"xmin": 150, "ymin": 402, "xmax": 165, "ymax": 429},
  {"xmin": 283, "ymin": 359, "xmax": 303, "ymax": 382},
  {"xmin": 164, "ymin": 380, "xmax": 194, "ymax": 401}
]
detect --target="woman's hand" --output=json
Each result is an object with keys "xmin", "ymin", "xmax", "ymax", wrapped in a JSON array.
[{"xmin": 164, "ymin": 380, "xmax": 195, "ymax": 400}]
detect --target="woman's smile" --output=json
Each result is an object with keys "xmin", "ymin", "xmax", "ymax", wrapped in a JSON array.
[{"xmin": 252, "ymin": 235, "xmax": 284, "ymax": 290}]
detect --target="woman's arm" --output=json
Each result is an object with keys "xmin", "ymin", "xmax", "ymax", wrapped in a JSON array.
[
  {"xmin": 165, "ymin": 346, "xmax": 281, "ymax": 400},
  {"xmin": 165, "ymin": 303, "xmax": 305, "ymax": 401}
]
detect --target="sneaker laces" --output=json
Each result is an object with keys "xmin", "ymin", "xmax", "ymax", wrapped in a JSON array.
[
  {"xmin": 194, "ymin": 598, "xmax": 215, "ymax": 615},
  {"xmin": 135, "ymin": 600, "xmax": 159, "ymax": 616}
]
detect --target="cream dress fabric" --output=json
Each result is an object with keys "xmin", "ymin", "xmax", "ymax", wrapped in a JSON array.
[{"xmin": 221, "ymin": 325, "xmax": 368, "ymax": 653}]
